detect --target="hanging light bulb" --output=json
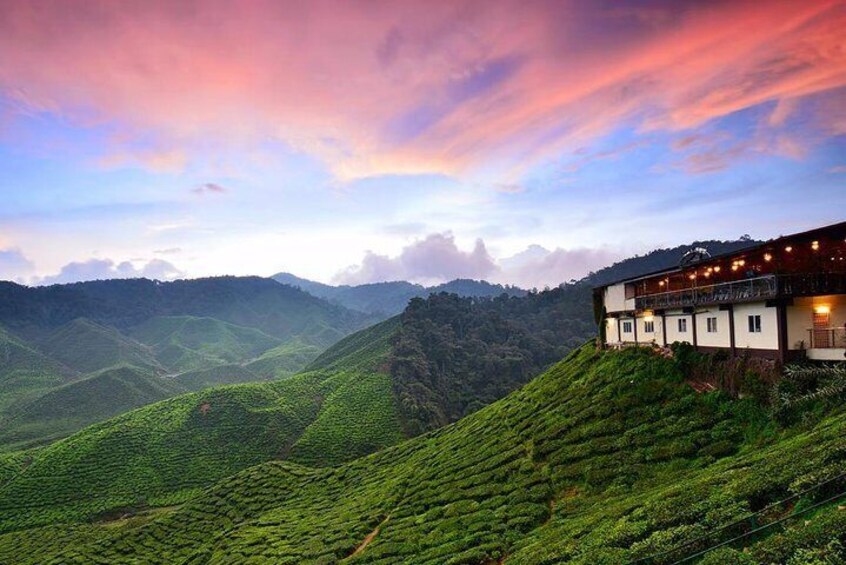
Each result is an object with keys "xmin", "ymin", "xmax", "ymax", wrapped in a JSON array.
[
  {"xmin": 785, "ymin": 246, "xmax": 793, "ymax": 252},
  {"xmin": 764, "ymin": 253, "xmax": 772, "ymax": 262},
  {"xmin": 811, "ymin": 240, "xmax": 820, "ymax": 251}
]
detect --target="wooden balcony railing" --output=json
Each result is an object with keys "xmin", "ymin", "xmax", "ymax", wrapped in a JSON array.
[
  {"xmin": 777, "ymin": 272, "xmax": 846, "ymax": 297},
  {"xmin": 635, "ymin": 272, "xmax": 846, "ymax": 311},
  {"xmin": 807, "ymin": 328, "xmax": 846, "ymax": 349},
  {"xmin": 635, "ymin": 275, "xmax": 777, "ymax": 310}
]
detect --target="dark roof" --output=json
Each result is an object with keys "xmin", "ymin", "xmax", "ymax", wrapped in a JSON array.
[{"xmin": 593, "ymin": 220, "xmax": 846, "ymax": 289}]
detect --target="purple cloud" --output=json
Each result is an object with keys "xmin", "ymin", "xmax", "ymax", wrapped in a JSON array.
[
  {"xmin": 192, "ymin": 183, "xmax": 227, "ymax": 196},
  {"xmin": 335, "ymin": 233, "xmax": 498, "ymax": 285}
]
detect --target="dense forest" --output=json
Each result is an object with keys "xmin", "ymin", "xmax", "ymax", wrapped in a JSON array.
[{"xmin": 389, "ymin": 284, "xmax": 594, "ymax": 435}]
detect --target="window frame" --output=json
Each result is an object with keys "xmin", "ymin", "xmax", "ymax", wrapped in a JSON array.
[
  {"xmin": 748, "ymin": 314, "xmax": 762, "ymax": 333},
  {"xmin": 622, "ymin": 321, "xmax": 633, "ymax": 334},
  {"xmin": 706, "ymin": 316, "xmax": 718, "ymax": 333},
  {"xmin": 678, "ymin": 318, "xmax": 687, "ymax": 333}
]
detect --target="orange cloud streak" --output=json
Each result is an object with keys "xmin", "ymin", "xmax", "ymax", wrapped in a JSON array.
[{"xmin": 0, "ymin": 0, "xmax": 843, "ymax": 179}]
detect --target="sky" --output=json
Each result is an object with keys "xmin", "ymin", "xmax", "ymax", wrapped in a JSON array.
[{"xmin": 0, "ymin": 0, "xmax": 844, "ymax": 288}]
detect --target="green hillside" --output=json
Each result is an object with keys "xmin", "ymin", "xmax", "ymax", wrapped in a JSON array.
[
  {"xmin": 1, "ymin": 346, "xmax": 843, "ymax": 563},
  {"xmin": 0, "ymin": 366, "xmax": 182, "ymax": 451},
  {"xmin": 245, "ymin": 338, "xmax": 324, "ymax": 379},
  {"xmin": 130, "ymin": 316, "xmax": 281, "ymax": 372},
  {"xmin": 0, "ymin": 319, "xmax": 403, "ymax": 533},
  {"xmin": 38, "ymin": 318, "xmax": 162, "ymax": 374},
  {"xmin": 0, "ymin": 326, "xmax": 70, "ymax": 412}
]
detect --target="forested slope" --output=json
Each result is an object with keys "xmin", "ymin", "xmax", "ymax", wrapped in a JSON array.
[{"xmin": 1, "ymin": 346, "xmax": 842, "ymax": 563}]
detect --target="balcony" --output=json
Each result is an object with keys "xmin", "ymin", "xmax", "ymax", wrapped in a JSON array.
[
  {"xmin": 635, "ymin": 275, "xmax": 777, "ymax": 310},
  {"xmin": 806, "ymin": 328, "xmax": 846, "ymax": 362},
  {"xmin": 634, "ymin": 272, "xmax": 846, "ymax": 311},
  {"xmin": 777, "ymin": 272, "xmax": 846, "ymax": 297}
]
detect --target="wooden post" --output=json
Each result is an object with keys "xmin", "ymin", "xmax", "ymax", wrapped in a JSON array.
[
  {"xmin": 777, "ymin": 302, "xmax": 788, "ymax": 363},
  {"xmin": 691, "ymin": 310, "xmax": 698, "ymax": 350},
  {"xmin": 725, "ymin": 304, "xmax": 736, "ymax": 356},
  {"xmin": 633, "ymin": 314, "xmax": 638, "ymax": 344}
]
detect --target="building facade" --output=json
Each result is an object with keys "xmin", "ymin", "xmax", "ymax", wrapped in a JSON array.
[{"xmin": 594, "ymin": 222, "xmax": 846, "ymax": 363}]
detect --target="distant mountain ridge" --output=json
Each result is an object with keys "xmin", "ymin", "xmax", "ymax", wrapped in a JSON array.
[
  {"xmin": 0, "ymin": 276, "xmax": 377, "ymax": 450},
  {"xmin": 272, "ymin": 273, "xmax": 526, "ymax": 315}
]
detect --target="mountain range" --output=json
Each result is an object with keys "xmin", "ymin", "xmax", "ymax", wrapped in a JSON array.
[{"xmin": 272, "ymin": 273, "xmax": 527, "ymax": 315}]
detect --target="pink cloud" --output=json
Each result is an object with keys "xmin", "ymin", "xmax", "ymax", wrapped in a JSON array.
[
  {"xmin": 0, "ymin": 1, "xmax": 843, "ymax": 178},
  {"xmin": 335, "ymin": 233, "xmax": 497, "ymax": 285},
  {"xmin": 498, "ymin": 245, "xmax": 623, "ymax": 289}
]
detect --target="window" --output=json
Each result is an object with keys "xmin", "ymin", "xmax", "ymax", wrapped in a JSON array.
[
  {"xmin": 622, "ymin": 321, "xmax": 633, "ymax": 333},
  {"xmin": 706, "ymin": 317, "xmax": 718, "ymax": 333},
  {"xmin": 644, "ymin": 321, "xmax": 655, "ymax": 333},
  {"xmin": 748, "ymin": 315, "xmax": 762, "ymax": 333},
  {"xmin": 678, "ymin": 318, "xmax": 687, "ymax": 333}
]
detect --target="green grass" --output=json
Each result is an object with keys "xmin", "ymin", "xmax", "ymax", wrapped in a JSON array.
[
  {"xmin": 0, "ymin": 346, "xmax": 843, "ymax": 563},
  {"xmin": 130, "ymin": 316, "xmax": 281, "ymax": 372}
]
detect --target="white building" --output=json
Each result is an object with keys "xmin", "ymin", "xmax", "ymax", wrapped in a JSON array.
[{"xmin": 594, "ymin": 222, "xmax": 846, "ymax": 363}]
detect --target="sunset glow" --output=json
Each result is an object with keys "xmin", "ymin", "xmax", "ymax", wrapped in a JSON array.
[{"xmin": 1, "ymin": 0, "xmax": 844, "ymax": 287}]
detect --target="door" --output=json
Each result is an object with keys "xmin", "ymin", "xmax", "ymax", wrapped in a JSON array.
[{"xmin": 813, "ymin": 311, "xmax": 831, "ymax": 348}]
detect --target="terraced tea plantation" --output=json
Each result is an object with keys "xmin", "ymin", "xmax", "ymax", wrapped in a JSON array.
[
  {"xmin": 0, "ymin": 319, "xmax": 404, "ymax": 534},
  {"xmin": 1, "ymin": 346, "xmax": 843, "ymax": 563}
]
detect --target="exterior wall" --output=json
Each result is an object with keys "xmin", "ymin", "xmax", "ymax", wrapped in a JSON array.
[
  {"xmin": 732, "ymin": 302, "xmax": 779, "ymax": 351},
  {"xmin": 618, "ymin": 316, "xmax": 636, "ymax": 343},
  {"xmin": 605, "ymin": 317, "xmax": 620, "ymax": 344},
  {"xmin": 603, "ymin": 283, "xmax": 629, "ymax": 313},
  {"xmin": 786, "ymin": 301, "xmax": 809, "ymax": 351},
  {"xmin": 636, "ymin": 315, "xmax": 659, "ymax": 345},
  {"xmin": 787, "ymin": 295, "xmax": 846, "ymax": 350},
  {"xmin": 694, "ymin": 308, "xmax": 731, "ymax": 348},
  {"xmin": 808, "ymin": 348, "xmax": 846, "ymax": 361},
  {"xmin": 664, "ymin": 310, "xmax": 693, "ymax": 345}
]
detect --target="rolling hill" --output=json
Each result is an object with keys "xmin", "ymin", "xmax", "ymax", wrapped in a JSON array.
[
  {"xmin": 129, "ymin": 316, "xmax": 281, "ymax": 373},
  {"xmin": 0, "ymin": 277, "xmax": 377, "ymax": 450},
  {"xmin": 0, "ymin": 318, "xmax": 404, "ymax": 534},
  {"xmin": 0, "ymin": 276, "xmax": 371, "ymax": 342},
  {"xmin": 39, "ymin": 318, "xmax": 163, "ymax": 375},
  {"xmin": 0, "ymin": 325, "xmax": 71, "ymax": 413},
  {"xmin": 0, "ymin": 346, "xmax": 843, "ymax": 563},
  {"xmin": 0, "ymin": 365, "xmax": 183, "ymax": 451}
]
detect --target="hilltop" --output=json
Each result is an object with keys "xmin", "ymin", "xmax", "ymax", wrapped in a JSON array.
[{"xmin": 1, "ymin": 345, "xmax": 842, "ymax": 563}]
